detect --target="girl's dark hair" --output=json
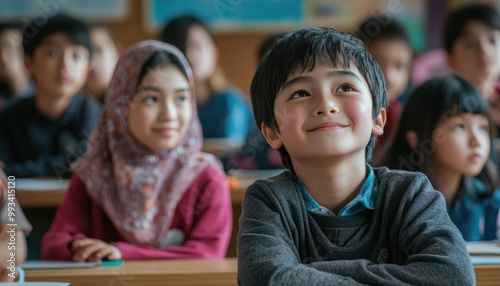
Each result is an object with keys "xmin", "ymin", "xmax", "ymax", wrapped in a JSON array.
[
  {"xmin": 381, "ymin": 74, "xmax": 497, "ymax": 193},
  {"xmin": 160, "ymin": 15, "xmax": 215, "ymax": 55},
  {"xmin": 356, "ymin": 16, "xmax": 411, "ymax": 47},
  {"xmin": 137, "ymin": 51, "xmax": 188, "ymax": 85}
]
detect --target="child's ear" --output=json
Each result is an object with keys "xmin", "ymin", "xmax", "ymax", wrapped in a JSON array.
[
  {"xmin": 261, "ymin": 122, "xmax": 283, "ymax": 150},
  {"xmin": 405, "ymin": 131, "xmax": 418, "ymax": 150},
  {"xmin": 371, "ymin": 108, "xmax": 386, "ymax": 136}
]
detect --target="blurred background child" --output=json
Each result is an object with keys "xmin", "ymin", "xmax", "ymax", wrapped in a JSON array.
[
  {"xmin": 444, "ymin": 3, "xmax": 500, "ymax": 135},
  {"xmin": 82, "ymin": 24, "xmax": 120, "ymax": 103},
  {"xmin": 381, "ymin": 75, "xmax": 500, "ymax": 241},
  {"xmin": 160, "ymin": 15, "xmax": 254, "ymax": 143},
  {"xmin": 356, "ymin": 16, "xmax": 413, "ymax": 157},
  {"xmin": 222, "ymin": 34, "xmax": 285, "ymax": 171},
  {"xmin": 0, "ymin": 14, "xmax": 100, "ymax": 178},
  {"xmin": 0, "ymin": 22, "xmax": 33, "ymax": 109},
  {"xmin": 42, "ymin": 41, "xmax": 232, "ymax": 261}
]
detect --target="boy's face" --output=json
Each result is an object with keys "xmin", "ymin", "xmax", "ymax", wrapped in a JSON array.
[
  {"xmin": 367, "ymin": 38, "xmax": 412, "ymax": 103},
  {"xmin": 25, "ymin": 33, "xmax": 90, "ymax": 99},
  {"xmin": 262, "ymin": 62, "xmax": 385, "ymax": 162},
  {"xmin": 448, "ymin": 20, "xmax": 500, "ymax": 89}
]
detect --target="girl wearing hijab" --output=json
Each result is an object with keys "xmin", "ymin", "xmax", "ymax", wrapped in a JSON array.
[{"xmin": 41, "ymin": 41, "xmax": 232, "ymax": 261}]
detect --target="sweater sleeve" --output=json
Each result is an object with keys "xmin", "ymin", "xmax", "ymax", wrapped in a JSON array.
[
  {"xmin": 308, "ymin": 176, "xmax": 475, "ymax": 286},
  {"xmin": 115, "ymin": 164, "xmax": 232, "ymax": 260},
  {"xmin": 41, "ymin": 175, "xmax": 91, "ymax": 260},
  {"xmin": 237, "ymin": 184, "xmax": 369, "ymax": 286}
]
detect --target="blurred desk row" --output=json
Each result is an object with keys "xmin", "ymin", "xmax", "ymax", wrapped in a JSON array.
[
  {"xmin": 23, "ymin": 258, "xmax": 500, "ymax": 286},
  {"xmin": 25, "ymin": 258, "xmax": 238, "ymax": 286},
  {"xmin": 16, "ymin": 174, "xmax": 500, "ymax": 286},
  {"xmin": 14, "ymin": 177, "xmax": 253, "ymax": 208}
]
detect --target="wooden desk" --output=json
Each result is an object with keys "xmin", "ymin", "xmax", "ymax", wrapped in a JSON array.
[
  {"xmin": 15, "ymin": 179, "xmax": 69, "ymax": 208},
  {"xmin": 16, "ymin": 189, "xmax": 66, "ymax": 208},
  {"xmin": 15, "ymin": 177, "xmax": 250, "ymax": 208},
  {"xmin": 25, "ymin": 258, "xmax": 237, "ymax": 286},
  {"xmin": 474, "ymin": 265, "xmax": 500, "ymax": 286},
  {"xmin": 202, "ymin": 138, "xmax": 242, "ymax": 157},
  {"xmin": 24, "ymin": 258, "xmax": 496, "ymax": 285}
]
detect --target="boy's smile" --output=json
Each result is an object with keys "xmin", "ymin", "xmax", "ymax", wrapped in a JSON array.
[{"xmin": 263, "ymin": 63, "xmax": 385, "ymax": 161}]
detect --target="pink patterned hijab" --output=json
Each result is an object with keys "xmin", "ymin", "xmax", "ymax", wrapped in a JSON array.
[{"xmin": 71, "ymin": 40, "xmax": 219, "ymax": 248}]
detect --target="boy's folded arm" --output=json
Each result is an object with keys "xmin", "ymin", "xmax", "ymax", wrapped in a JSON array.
[
  {"xmin": 309, "ymin": 183, "xmax": 475, "ymax": 286},
  {"xmin": 42, "ymin": 175, "xmax": 91, "ymax": 260},
  {"xmin": 238, "ymin": 186, "xmax": 369, "ymax": 286}
]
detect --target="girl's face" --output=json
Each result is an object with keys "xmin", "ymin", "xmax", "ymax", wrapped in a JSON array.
[
  {"xmin": 128, "ymin": 66, "xmax": 192, "ymax": 152},
  {"xmin": 186, "ymin": 25, "xmax": 217, "ymax": 83},
  {"xmin": 431, "ymin": 113, "xmax": 490, "ymax": 176}
]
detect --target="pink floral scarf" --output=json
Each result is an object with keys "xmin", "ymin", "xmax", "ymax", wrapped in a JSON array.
[{"xmin": 71, "ymin": 41, "xmax": 219, "ymax": 248}]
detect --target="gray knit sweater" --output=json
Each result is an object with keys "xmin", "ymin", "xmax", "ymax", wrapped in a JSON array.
[{"xmin": 237, "ymin": 167, "xmax": 474, "ymax": 285}]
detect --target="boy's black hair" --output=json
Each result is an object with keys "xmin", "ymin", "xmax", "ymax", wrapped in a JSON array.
[
  {"xmin": 137, "ymin": 51, "xmax": 188, "ymax": 86},
  {"xmin": 383, "ymin": 74, "xmax": 491, "ymax": 172},
  {"xmin": 160, "ymin": 15, "xmax": 215, "ymax": 55},
  {"xmin": 22, "ymin": 14, "xmax": 92, "ymax": 58},
  {"xmin": 250, "ymin": 26, "xmax": 387, "ymax": 172},
  {"xmin": 444, "ymin": 3, "xmax": 500, "ymax": 53},
  {"xmin": 356, "ymin": 16, "xmax": 410, "ymax": 46}
]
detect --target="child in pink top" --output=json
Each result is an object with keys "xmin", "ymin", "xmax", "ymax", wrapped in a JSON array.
[{"xmin": 42, "ymin": 41, "xmax": 232, "ymax": 262}]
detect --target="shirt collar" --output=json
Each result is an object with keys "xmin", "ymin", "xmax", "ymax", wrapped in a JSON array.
[{"xmin": 298, "ymin": 164, "xmax": 378, "ymax": 216}]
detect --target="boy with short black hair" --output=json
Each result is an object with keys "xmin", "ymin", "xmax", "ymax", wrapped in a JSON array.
[
  {"xmin": 356, "ymin": 16, "xmax": 413, "ymax": 156},
  {"xmin": 0, "ymin": 14, "xmax": 100, "ymax": 178},
  {"xmin": 444, "ymin": 3, "xmax": 500, "ymax": 133},
  {"xmin": 237, "ymin": 26, "xmax": 474, "ymax": 285}
]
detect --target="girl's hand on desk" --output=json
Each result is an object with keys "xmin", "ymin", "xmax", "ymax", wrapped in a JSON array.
[{"xmin": 71, "ymin": 238, "xmax": 122, "ymax": 262}]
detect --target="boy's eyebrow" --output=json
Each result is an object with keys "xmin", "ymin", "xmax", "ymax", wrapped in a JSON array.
[{"xmin": 282, "ymin": 70, "xmax": 362, "ymax": 90}]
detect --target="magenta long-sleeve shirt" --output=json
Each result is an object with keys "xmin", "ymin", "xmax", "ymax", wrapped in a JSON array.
[{"xmin": 42, "ymin": 164, "xmax": 232, "ymax": 260}]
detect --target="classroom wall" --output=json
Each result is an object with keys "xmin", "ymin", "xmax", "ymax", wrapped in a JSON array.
[{"xmin": 101, "ymin": 0, "xmax": 271, "ymax": 97}]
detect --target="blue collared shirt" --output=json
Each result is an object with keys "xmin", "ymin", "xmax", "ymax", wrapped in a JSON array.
[
  {"xmin": 298, "ymin": 164, "xmax": 378, "ymax": 216},
  {"xmin": 447, "ymin": 177, "xmax": 500, "ymax": 241}
]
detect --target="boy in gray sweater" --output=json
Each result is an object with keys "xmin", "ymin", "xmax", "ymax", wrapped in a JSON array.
[{"xmin": 237, "ymin": 26, "xmax": 475, "ymax": 285}]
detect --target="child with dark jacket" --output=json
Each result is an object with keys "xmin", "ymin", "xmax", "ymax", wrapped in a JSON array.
[{"xmin": 0, "ymin": 15, "xmax": 100, "ymax": 178}]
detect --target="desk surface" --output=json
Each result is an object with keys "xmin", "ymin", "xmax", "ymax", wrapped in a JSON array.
[
  {"xmin": 474, "ymin": 264, "xmax": 500, "ymax": 286},
  {"xmin": 25, "ymin": 258, "xmax": 238, "ymax": 286},
  {"xmin": 15, "ymin": 178, "xmax": 254, "ymax": 208},
  {"xmin": 24, "ymin": 258, "xmax": 497, "ymax": 286}
]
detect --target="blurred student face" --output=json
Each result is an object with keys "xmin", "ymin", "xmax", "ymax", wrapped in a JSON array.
[
  {"xmin": 186, "ymin": 25, "xmax": 218, "ymax": 83},
  {"xmin": 25, "ymin": 33, "xmax": 90, "ymax": 99},
  {"xmin": 367, "ymin": 38, "xmax": 412, "ymax": 103},
  {"xmin": 448, "ymin": 21, "xmax": 500, "ymax": 93},
  {"xmin": 128, "ymin": 66, "xmax": 192, "ymax": 152},
  {"xmin": 0, "ymin": 29, "xmax": 27, "ymax": 83},
  {"xmin": 432, "ymin": 113, "xmax": 490, "ymax": 177},
  {"xmin": 84, "ymin": 27, "xmax": 119, "ymax": 101}
]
